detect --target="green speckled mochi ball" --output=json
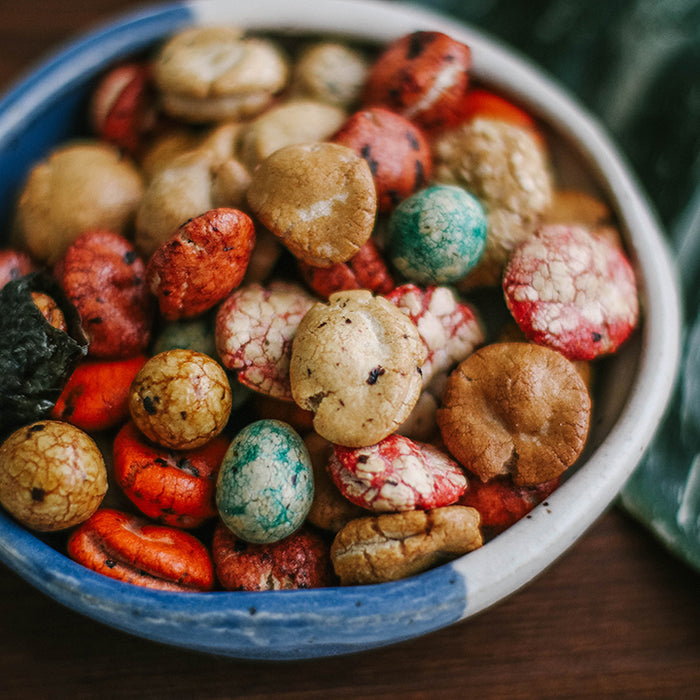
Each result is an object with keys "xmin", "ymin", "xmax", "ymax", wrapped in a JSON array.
[
  {"xmin": 216, "ymin": 419, "xmax": 314, "ymax": 543},
  {"xmin": 388, "ymin": 184, "xmax": 487, "ymax": 284}
]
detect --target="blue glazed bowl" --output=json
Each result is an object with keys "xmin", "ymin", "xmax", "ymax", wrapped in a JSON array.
[{"xmin": 0, "ymin": 0, "xmax": 681, "ymax": 659}]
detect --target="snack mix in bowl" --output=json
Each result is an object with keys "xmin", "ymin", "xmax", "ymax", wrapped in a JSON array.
[{"xmin": 0, "ymin": 0, "xmax": 680, "ymax": 660}]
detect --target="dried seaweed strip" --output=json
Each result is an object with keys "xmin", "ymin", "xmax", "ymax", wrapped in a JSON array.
[{"xmin": 0, "ymin": 272, "xmax": 88, "ymax": 437}]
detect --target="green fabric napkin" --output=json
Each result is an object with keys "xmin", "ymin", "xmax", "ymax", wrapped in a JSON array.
[{"xmin": 411, "ymin": 0, "xmax": 700, "ymax": 569}]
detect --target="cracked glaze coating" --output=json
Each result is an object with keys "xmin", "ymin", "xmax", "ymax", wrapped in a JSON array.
[
  {"xmin": 503, "ymin": 224, "xmax": 639, "ymax": 360},
  {"xmin": 0, "ymin": 420, "xmax": 107, "ymax": 531},
  {"xmin": 216, "ymin": 281, "xmax": 316, "ymax": 400},
  {"xmin": 216, "ymin": 419, "xmax": 313, "ymax": 544},
  {"xmin": 329, "ymin": 434, "xmax": 468, "ymax": 512},
  {"xmin": 129, "ymin": 349, "xmax": 232, "ymax": 450}
]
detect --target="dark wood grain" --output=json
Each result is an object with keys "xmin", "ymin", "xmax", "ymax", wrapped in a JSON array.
[{"xmin": 0, "ymin": 3, "xmax": 698, "ymax": 698}]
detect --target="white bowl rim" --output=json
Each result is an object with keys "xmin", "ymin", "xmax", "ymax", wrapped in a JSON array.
[{"xmin": 0, "ymin": 0, "xmax": 682, "ymax": 659}]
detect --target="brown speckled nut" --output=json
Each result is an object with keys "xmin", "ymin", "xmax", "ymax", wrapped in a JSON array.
[
  {"xmin": 289, "ymin": 289, "xmax": 426, "ymax": 447},
  {"xmin": 129, "ymin": 349, "xmax": 232, "ymax": 450},
  {"xmin": 437, "ymin": 342, "xmax": 591, "ymax": 486}
]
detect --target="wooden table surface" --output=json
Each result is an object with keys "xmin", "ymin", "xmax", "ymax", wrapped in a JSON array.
[{"xmin": 0, "ymin": 2, "xmax": 698, "ymax": 698}]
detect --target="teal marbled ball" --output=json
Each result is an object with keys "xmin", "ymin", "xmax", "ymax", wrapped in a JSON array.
[
  {"xmin": 387, "ymin": 184, "xmax": 487, "ymax": 284},
  {"xmin": 216, "ymin": 419, "xmax": 314, "ymax": 543}
]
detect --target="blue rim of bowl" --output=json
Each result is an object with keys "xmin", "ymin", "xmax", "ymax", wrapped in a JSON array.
[{"xmin": 0, "ymin": 0, "xmax": 682, "ymax": 660}]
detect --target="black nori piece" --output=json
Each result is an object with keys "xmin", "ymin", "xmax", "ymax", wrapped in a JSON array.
[{"xmin": 0, "ymin": 272, "xmax": 88, "ymax": 438}]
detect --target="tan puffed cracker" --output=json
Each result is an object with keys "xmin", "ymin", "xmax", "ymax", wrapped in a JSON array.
[
  {"xmin": 331, "ymin": 506, "xmax": 483, "ymax": 585},
  {"xmin": 152, "ymin": 27, "xmax": 288, "ymax": 123},
  {"xmin": 247, "ymin": 142, "xmax": 377, "ymax": 267},
  {"xmin": 290, "ymin": 289, "xmax": 425, "ymax": 447}
]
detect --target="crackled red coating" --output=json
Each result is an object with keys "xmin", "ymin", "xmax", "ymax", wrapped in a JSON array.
[
  {"xmin": 215, "ymin": 281, "xmax": 316, "ymax": 400},
  {"xmin": 386, "ymin": 283, "xmax": 484, "ymax": 386},
  {"xmin": 329, "ymin": 433, "xmax": 468, "ymax": 512},
  {"xmin": 147, "ymin": 207, "xmax": 255, "ymax": 321},
  {"xmin": 54, "ymin": 229, "xmax": 153, "ymax": 358},
  {"xmin": 113, "ymin": 421, "xmax": 228, "ymax": 529},
  {"xmin": 67, "ymin": 508, "xmax": 214, "ymax": 591},
  {"xmin": 212, "ymin": 521, "xmax": 336, "ymax": 591},
  {"xmin": 503, "ymin": 224, "xmax": 639, "ymax": 360}
]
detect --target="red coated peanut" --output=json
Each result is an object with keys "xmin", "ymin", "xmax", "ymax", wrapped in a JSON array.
[
  {"xmin": 212, "ymin": 520, "xmax": 336, "ymax": 591},
  {"xmin": 54, "ymin": 229, "xmax": 153, "ymax": 359},
  {"xmin": 363, "ymin": 31, "xmax": 471, "ymax": 131},
  {"xmin": 146, "ymin": 207, "xmax": 255, "ymax": 321}
]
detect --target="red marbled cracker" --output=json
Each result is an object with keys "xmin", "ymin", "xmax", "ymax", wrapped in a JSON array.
[
  {"xmin": 215, "ymin": 281, "xmax": 316, "ymax": 400},
  {"xmin": 386, "ymin": 283, "xmax": 484, "ymax": 387},
  {"xmin": 328, "ymin": 434, "xmax": 467, "ymax": 513},
  {"xmin": 503, "ymin": 224, "xmax": 639, "ymax": 361}
]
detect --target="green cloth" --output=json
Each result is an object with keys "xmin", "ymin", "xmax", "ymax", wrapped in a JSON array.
[{"xmin": 412, "ymin": 0, "xmax": 700, "ymax": 570}]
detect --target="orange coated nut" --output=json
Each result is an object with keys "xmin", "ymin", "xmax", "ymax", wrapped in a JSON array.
[
  {"xmin": 437, "ymin": 342, "xmax": 591, "ymax": 486},
  {"xmin": 212, "ymin": 520, "xmax": 335, "ymax": 591},
  {"xmin": 457, "ymin": 474, "xmax": 560, "ymax": 534},
  {"xmin": 113, "ymin": 421, "xmax": 228, "ymax": 528},
  {"xmin": 459, "ymin": 89, "xmax": 539, "ymax": 134},
  {"xmin": 129, "ymin": 349, "xmax": 232, "ymax": 450},
  {"xmin": 51, "ymin": 356, "xmax": 147, "ymax": 432},
  {"xmin": 67, "ymin": 508, "xmax": 214, "ymax": 591},
  {"xmin": 0, "ymin": 421, "xmax": 107, "ymax": 532},
  {"xmin": 146, "ymin": 207, "xmax": 256, "ymax": 321}
]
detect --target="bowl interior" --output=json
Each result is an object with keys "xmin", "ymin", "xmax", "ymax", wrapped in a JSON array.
[{"xmin": 0, "ymin": 0, "xmax": 681, "ymax": 660}]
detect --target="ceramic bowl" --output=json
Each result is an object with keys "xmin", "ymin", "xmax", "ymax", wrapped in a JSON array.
[{"xmin": 0, "ymin": 0, "xmax": 681, "ymax": 660}]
